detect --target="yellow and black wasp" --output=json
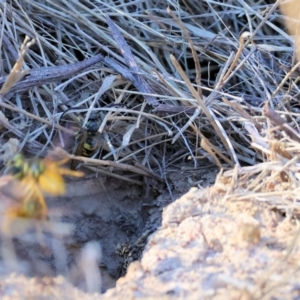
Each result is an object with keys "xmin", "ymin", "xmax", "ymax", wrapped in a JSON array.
[
  {"xmin": 5, "ymin": 152, "xmax": 84, "ymax": 216},
  {"xmin": 59, "ymin": 109, "xmax": 104, "ymax": 170},
  {"xmin": 0, "ymin": 150, "xmax": 83, "ymax": 235}
]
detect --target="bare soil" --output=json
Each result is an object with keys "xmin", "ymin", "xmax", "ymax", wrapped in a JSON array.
[
  {"xmin": 0, "ymin": 163, "xmax": 218, "ymax": 298},
  {"xmin": 1, "ymin": 166, "xmax": 300, "ymax": 299}
]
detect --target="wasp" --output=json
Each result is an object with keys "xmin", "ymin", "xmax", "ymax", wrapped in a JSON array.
[
  {"xmin": 2, "ymin": 177, "xmax": 46, "ymax": 221},
  {"xmin": 4, "ymin": 152, "xmax": 84, "ymax": 218},
  {"xmin": 71, "ymin": 113, "xmax": 103, "ymax": 170},
  {"xmin": 59, "ymin": 110, "xmax": 103, "ymax": 170},
  {"xmin": 0, "ymin": 177, "xmax": 46, "ymax": 235}
]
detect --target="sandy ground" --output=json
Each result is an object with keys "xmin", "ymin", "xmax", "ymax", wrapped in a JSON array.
[
  {"xmin": 0, "ymin": 163, "xmax": 219, "ymax": 299},
  {"xmin": 0, "ymin": 166, "xmax": 299, "ymax": 299}
]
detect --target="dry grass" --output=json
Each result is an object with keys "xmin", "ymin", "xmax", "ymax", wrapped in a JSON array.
[
  {"xmin": 0, "ymin": 0, "xmax": 296, "ymax": 177},
  {"xmin": 0, "ymin": 0, "xmax": 300, "ymax": 298}
]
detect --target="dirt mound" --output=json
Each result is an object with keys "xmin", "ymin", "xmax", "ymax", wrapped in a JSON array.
[
  {"xmin": 102, "ymin": 184, "xmax": 299, "ymax": 299},
  {"xmin": 1, "ymin": 178, "xmax": 300, "ymax": 299}
]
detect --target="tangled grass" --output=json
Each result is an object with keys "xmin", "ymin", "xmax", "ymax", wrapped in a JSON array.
[
  {"xmin": 1, "ymin": 0, "xmax": 300, "ymax": 297},
  {"xmin": 0, "ymin": 0, "xmax": 296, "ymax": 179}
]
